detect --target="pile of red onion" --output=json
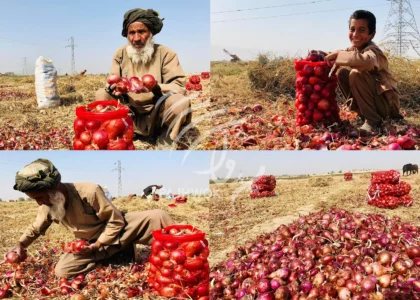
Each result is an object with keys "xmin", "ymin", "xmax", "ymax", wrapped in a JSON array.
[
  {"xmin": 210, "ymin": 208, "xmax": 420, "ymax": 299},
  {"xmin": 0, "ymin": 123, "xmax": 72, "ymax": 150},
  {"xmin": 0, "ymin": 243, "xmax": 164, "ymax": 299}
]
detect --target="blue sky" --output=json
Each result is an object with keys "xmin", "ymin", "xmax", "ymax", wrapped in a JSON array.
[
  {"xmin": 0, "ymin": 151, "xmax": 210, "ymax": 201},
  {"xmin": 211, "ymin": 0, "xmax": 420, "ymax": 61},
  {"xmin": 0, "ymin": 0, "xmax": 210, "ymax": 75},
  {"xmin": 212, "ymin": 151, "xmax": 420, "ymax": 179}
]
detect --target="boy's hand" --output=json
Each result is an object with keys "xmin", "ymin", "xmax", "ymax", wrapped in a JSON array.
[{"xmin": 325, "ymin": 51, "xmax": 339, "ymax": 66}]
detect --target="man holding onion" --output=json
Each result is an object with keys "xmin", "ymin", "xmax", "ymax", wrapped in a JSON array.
[
  {"xmin": 95, "ymin": 8, "xmax": 192, "ymax": 147},
  {"xmin": 4, "ymin": 159, "xmax": 174, "ymax": 278},
  {"xmin": 324, "ymin": 10, "xmax": 403, "ymax": 136}
]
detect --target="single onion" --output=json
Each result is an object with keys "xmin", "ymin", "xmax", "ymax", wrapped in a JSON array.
[
  {"xmin": 337, "ymin": 287, "xmax": 351, "ymax": 300},
  {"xmin": 300, "ymin": 280, "xmax": 312, "ymax": 294},
  {"xmin": 270, "ymin": 278, "xmax": 281, "ymax": 290},
  {"xmin": 361, "ymin": 278, "xmax": 375, "ymax": 292},
  {"xmin": 407, "ymin": 246, "xmax": 420, "ymax": 259},
  {"xmin": 257, "ymin": 279, "xmax": 271, "ymax": 293},
  {"xmin": 107, "ymin": 74, "xmax": 121, "ymax": 85},
  {"xmin": 5, "ymin": 252, "xmax": 20, "ymax": 264},
  {"xmin": 377, "ymin": 251, "xmax": 391, "ymax": 265},
  {"xmin": 386, "ymin": 143, "xmax": 402, "ymax": 150}
]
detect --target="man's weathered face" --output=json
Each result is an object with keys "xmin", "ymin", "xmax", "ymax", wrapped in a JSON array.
[
  {"xmin": 26, "ymin": 190, "xmax": 66, "ymax": 221},
  {"xmin": 127, "ymin": 22, "xmax": 151, "ymax": 49},
  {"xmin": 26, "ymin": 190, "xmax": 52, "ymax": 206}
]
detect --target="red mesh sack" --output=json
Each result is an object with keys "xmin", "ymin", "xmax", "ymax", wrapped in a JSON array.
[
  {"xmin": 250, "ymin": 190, "xmax": 276, "ymax": 199},
  {"xmin": 175, "ymin": 196, "xmax": 188, "ymax": 204},
  {"xmin": 256, "ymin": 184, "xmax": 276, "ymax": 192},
  {"xmin": 371, "ymin": 170, "xmax": 400, "ymax": 185},
  {"xmin": 73, "ymin": 100, "xmax": 134, "ymax": 150},
  {"xmin": 149, "ymin": 225, "xmax": 209, "ymax": 299},
  {"xmin": 189, "ymin": 75, "xmax": 201, "ymax": 84},
  {"xmin": 367, "ymin": 195, "xmax": 400, "ymax": 209},
  {"xmin": 399, "ymin": 195, "xmax": 414, "ymax": 207},
  {"xmin": 252, "ymin": 175, "xmax": 276, "ymax": 186},
  {"xmin": 368, "ymin": 182, "xmax": 411, "ymax": 198},
  {"xmin": 201, "ymin": 72, "xmax": 210, "ymax": 79},
  {"xmin": 294, "ymin": 56, "xmax": 339, "ymax": 127}
]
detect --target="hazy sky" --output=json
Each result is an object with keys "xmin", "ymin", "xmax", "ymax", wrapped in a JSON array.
[
  {"xmin": 0, "ymin": 0, "xmax": 210, "ymax": 75},
  {"xmin": 0, "ymin": 151, "xmax": 210, "ymax": 201},
  {"xmin": 212, "ymin": 151, "xmax": 420, "ymax": 179},
  {"xmin": 211, "ymin": 0, "xmax": 420, "ymax": 61}
]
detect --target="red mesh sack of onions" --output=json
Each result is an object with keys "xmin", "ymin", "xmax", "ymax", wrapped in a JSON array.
[
  {"xmin": 400, "ymin": 194, "xmax": 414, "ymax": 207},
  {"xmin": 251, "ymin": 184, "xmax": 259, "ymax": 192},
  {"xmin": 186, "ymin": 82, "xmax": 202, "ymax": 91},
  {"xmin": 250, "ymin": 190, "xmax": 276, "ymax": 199},
  {"xmin": 201, "ymin": 72, "xmax": 210, "ymax": 79},
  {"xmin": 368, "ymin": 195, "xmax": 400, "ymax": 209},
  {"xmin": 256, "ymin": 184, "xmax": 276, "ymax": 192},
  {"xmin": 73, "ymin": 100, "xmax": 135, "ymax": 150},
  {"xmin": 294, "ymin": 51, "xmax": 339, "ymax": 127},
  {"xmin": 371, "ymin": 170, "xmax": 400, "ymax": 185},
  {"xmin": 368, "ymin": 181, "xmax": 412, "ymax": 198},
  {"xmin": 175, "ymin": 196, "xmax": 188, "ymax": 203},
  {"xmin": 148, "ymin": 225, "xmax": 209, "ymax": 300},
  {"xmin": 252, "ymin": 175, "xmax": 276, "ymax": 186}
]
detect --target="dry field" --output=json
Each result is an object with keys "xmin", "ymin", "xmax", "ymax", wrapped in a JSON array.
[
  {"xmin": 208, "ymin": 55, "xmax": 420, "ymax": 150},
  {"xmin": 209, "ymin": 171, "xmax": 420, "ymax": 266},
  {"xmin": 0, "ymin": 74, "xmax": 211, "ymax": 150},
  {"xmin": 0, "ymin": 195, "xmax": 209, "ymax": 299}
]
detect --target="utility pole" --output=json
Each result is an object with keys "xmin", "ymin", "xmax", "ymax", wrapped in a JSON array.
[
  {"xmin": 112, "ymin": 160, "xmax": 124, "ymax": 197},
  {"xmin": 382, "ymin": 0, "xmax": 420, "ymax": 56},
  {"xmin": 22, "ymin": 57, "xmax": 28, "ymax": 75},
  {"xmin": 65, "ymin": 37, "xmax": 77, "ymax": 74}
]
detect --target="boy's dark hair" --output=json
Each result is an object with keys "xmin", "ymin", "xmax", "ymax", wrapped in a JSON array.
[{"xmin": 349, "ymin": 10, "xmax": 376, "ymax": 34}]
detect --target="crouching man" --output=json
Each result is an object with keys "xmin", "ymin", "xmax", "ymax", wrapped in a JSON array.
[{"xmin": 5, "ymin": 158, "xmax": 174, "ymax": 278}]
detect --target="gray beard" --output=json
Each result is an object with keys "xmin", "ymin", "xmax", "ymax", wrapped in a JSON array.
[
  {"xmin": 126, "ymin": 35, "xmax": 155, "ymax": 65},
  {"xmin": 47, "ymin": 190, "xmax": 66, "ymax": 222}
]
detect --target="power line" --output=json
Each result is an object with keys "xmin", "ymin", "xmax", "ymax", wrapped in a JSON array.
[
  {"xmin": 212, "ymin": 4, "xmax": 389, "ymax": 23},
  {"xmin": 0, "ymin": 37, "xmax": 42, "ymax": 47},
  {"xmin": 65, "ymin": 37, "xmax": 77, "ymax": 75},
  {"xmin": 112, "ymin": 160, "xmax": 124, "ymax": 197},
  {"xmin": 22, "ymin": 57, "xmax": 28, "ymax": 75},
  {"xmin": 211, "ymin": 4, "xmax": 389, "ymax": 23},
  {"xmin": 211, "ymin": 0, "xmax": 333, "ymax": 14},
  {"xmin": 382, "ymin": 0, "xmax": 420, "ymax": 56}
]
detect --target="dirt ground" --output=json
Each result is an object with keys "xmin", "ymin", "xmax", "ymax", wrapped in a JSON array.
[
  {"xmin": 0, "ymin": 74, "xmax": 211, "ymax": 150},
  {"xmin": 209, "ymin": 171, "xmax": 420, "ymax": 266}
]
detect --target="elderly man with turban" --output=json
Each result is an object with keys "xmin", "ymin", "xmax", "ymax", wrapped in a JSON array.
[
  {"xmin": 5, "ymin": 158, "xmax": 174, "ymax": 278},
  {"xmin": 95, "ymin": 8, "xmax": 191, "ymax": 147}
]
